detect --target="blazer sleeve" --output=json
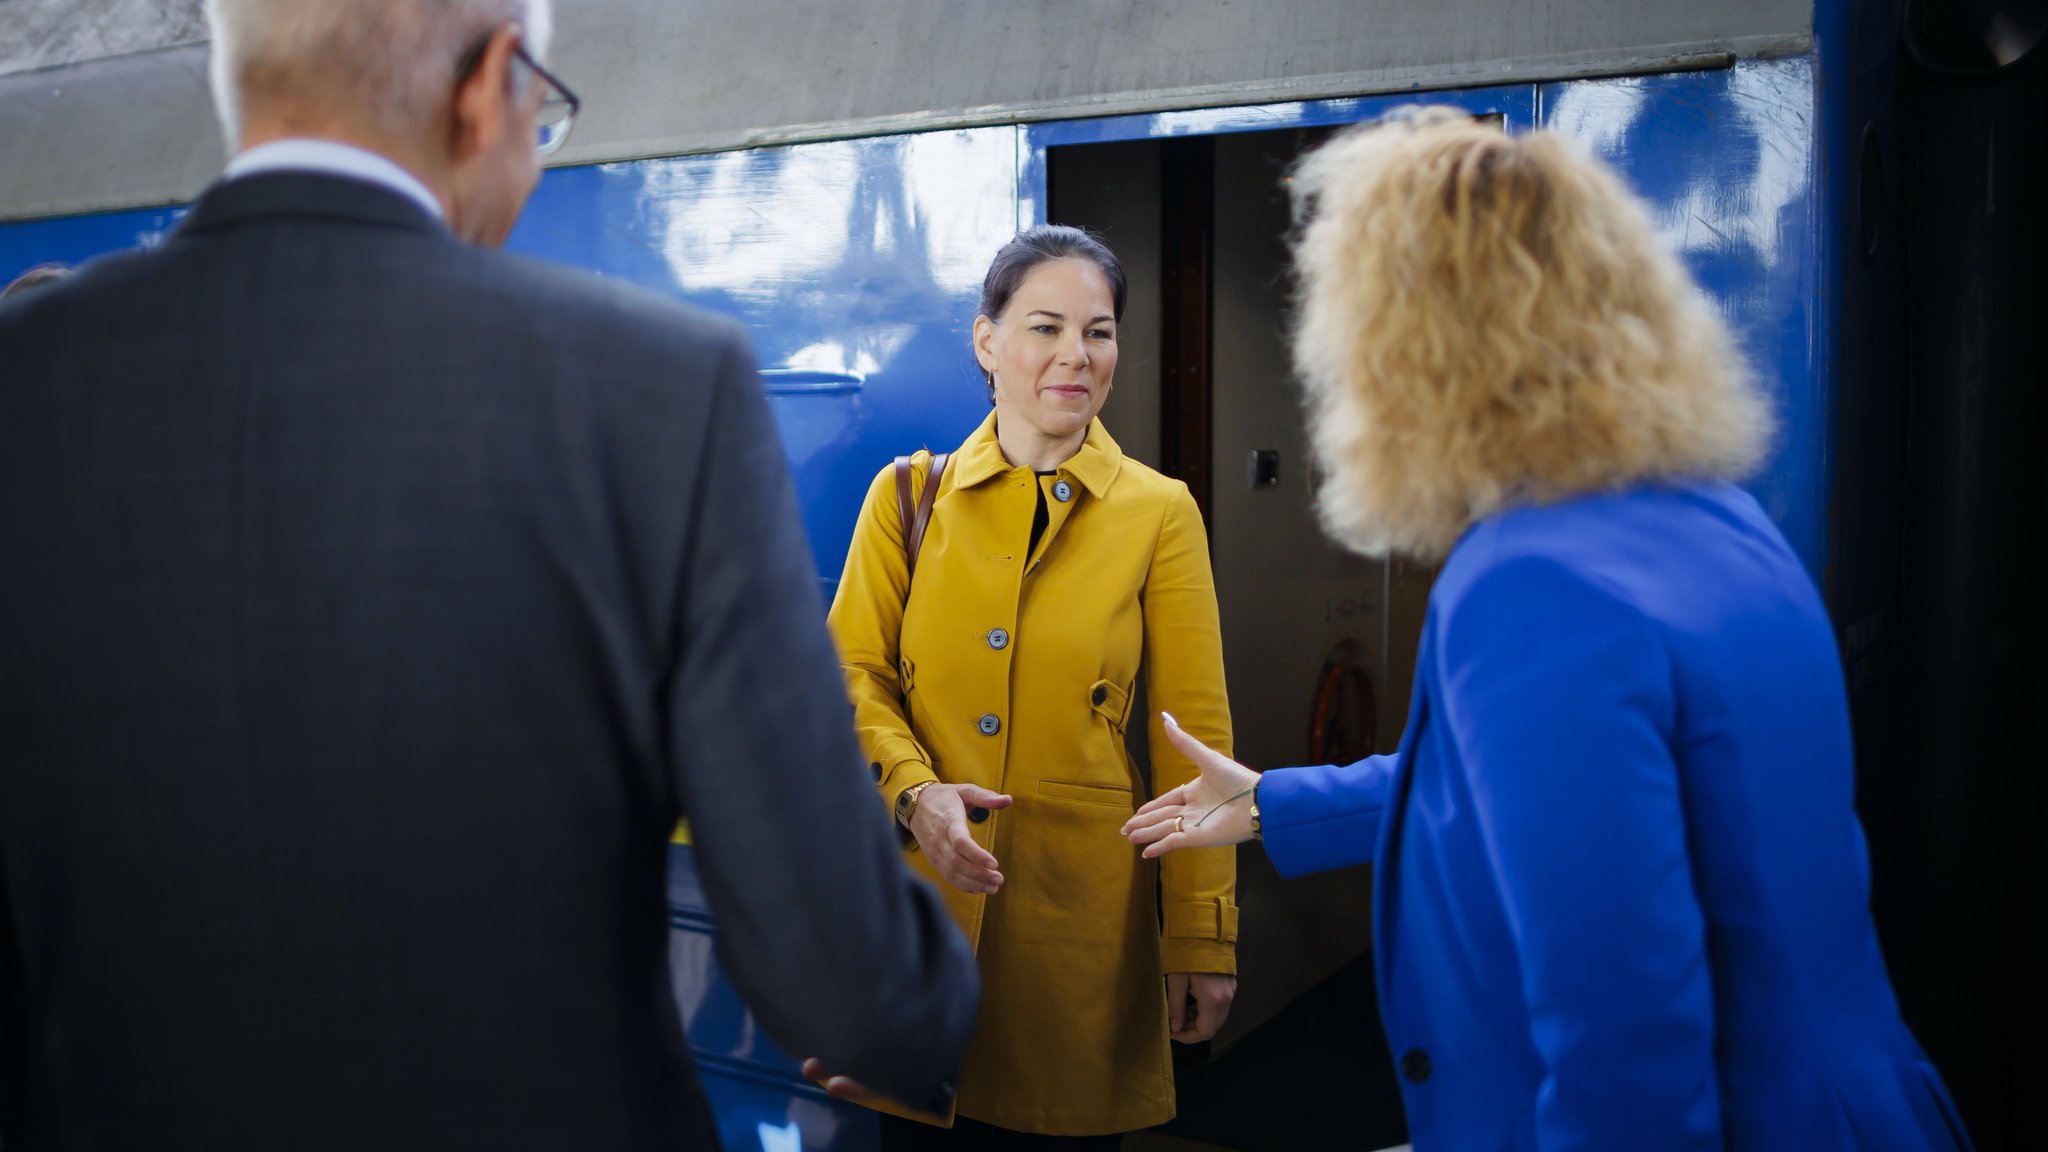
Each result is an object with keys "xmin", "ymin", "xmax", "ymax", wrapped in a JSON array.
[
  {"xmin": 826, "ymin": 460, "xmax": 938, "ymax": 822},
  {"xmin": 661, "ymin": 336, "xmax": 976, "ymax": 1113},
  {"xmin": 1143, "ymin": 484, "xmax": 1239, "ymax": 975},
  {"xmin": 1255, "ymin": 754, "xmax": 1398, "ymax": 878},
  {"xmin": 1440, "ymin": 555, "xmax": 1722, "ymax": 1152}
]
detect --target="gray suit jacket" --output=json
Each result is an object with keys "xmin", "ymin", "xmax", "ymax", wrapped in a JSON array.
[{"xmin": 0, "ymin": 173, "xmax": 975, "ymax": 1151}]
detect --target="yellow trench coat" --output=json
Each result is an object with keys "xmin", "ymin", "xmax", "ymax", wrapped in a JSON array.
[{"xmin": 828, "ymin": 413, "xmax": 1237, "ymax": 1136}]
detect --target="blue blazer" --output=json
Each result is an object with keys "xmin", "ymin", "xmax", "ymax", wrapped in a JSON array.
[{"xmin": 1258, "ymin": 483, "xmax": 1970, "ymax": 1152}]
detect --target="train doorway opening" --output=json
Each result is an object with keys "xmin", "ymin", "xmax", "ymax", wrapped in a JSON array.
[{"xmin": 1047, "ymin": 126, "xmax": 1414, "ymax": 1152}]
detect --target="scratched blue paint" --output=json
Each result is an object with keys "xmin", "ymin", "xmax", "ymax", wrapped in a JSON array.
[
  {"xmin": 506, "ymin": 130, "xmax": 1021, "ymax": 591},
  {"xmin": 1540, "ymin": 58, "xmax": 1826, "ymax": 576}
]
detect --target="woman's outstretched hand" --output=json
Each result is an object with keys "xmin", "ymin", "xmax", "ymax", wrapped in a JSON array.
[
  {"xmin": 907, "ymin": 782, "xmax": 1013, "ymax": 894},
  {"xmin": 1122, "ymin": 712, "xmax": 1261, "ymax": 857}
]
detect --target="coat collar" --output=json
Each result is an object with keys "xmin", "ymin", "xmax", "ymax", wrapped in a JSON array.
[
  {"xmin": 949, "ymin": 410, "xmax": 1125, "ymax": 498},
  {"xmin": 173, "ymin": 171, "xmax": 449, "ymax": 241}
]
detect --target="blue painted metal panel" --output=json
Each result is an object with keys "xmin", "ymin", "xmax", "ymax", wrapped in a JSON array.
[
  {"xmin": 505, "ymin": 130, "xmax": 1022, "ymax": 595},
  {"xmin": 668, "ymin": 849, "xmax": 879, "ymax": 1152},
  {"xmin": 0, "ymin": 203, "xmax": 185, "ymax": 281},
  {"xmin": 1539, "ymin": 57, "xmax": 1826, "ymax": 577},
  {"xmin": 1810, "ymin": 0, "xmax": 1852, "ymax": 603}
]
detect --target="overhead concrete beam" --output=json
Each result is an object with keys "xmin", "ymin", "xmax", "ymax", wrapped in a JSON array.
[
  {"xmin": 0, "ymin": 0, "xmax": 206, "ymax": 77},
  {"xmin": 0, "ymin": 0, "xmax": 1812, "ymax": 221}
]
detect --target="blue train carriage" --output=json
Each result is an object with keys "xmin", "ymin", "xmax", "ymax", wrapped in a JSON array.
[{"xmin": 6, "ymin": 1, "xmax": 2037, "ymax": 1148}]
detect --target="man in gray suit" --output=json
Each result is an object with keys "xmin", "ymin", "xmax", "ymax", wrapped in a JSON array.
[{"xmin": 0, "ymin": 1, "xmax": 975, "ymax": 1148}]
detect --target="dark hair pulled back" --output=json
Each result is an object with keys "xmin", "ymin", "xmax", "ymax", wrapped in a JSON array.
[
  {"xmin": 976, "ymin": 225, "xmax": 1126, "ymax": 401},
  {"xmin": 979, "ymin": 225, "xmax": 1126, "ymax": 322}
]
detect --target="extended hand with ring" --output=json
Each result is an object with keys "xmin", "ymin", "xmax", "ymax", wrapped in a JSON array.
[{"xmin": 1122, "ymin": 712, "xmax": 1262, "ymax": 857}]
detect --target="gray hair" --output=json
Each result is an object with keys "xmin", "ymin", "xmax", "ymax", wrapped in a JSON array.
[{"xmin": 205, "ymin": 0, "xmax": 554, "ymax": 147}]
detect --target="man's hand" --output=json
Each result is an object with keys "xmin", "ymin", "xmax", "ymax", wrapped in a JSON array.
[
  {"xmin": 1123, "ymin": 712, "xmax": 1261, "ymax": 857},
  {"xmin": 803, "ymin": 1058, "xmax": 955, "ymax": 1123},
  {"xmin": 906, "ymin": 782, "xmax": 1012, "ymax": 894},
  {"xmin": 801, "ymin": 1058, "xmax": 884, "ymax": 1106},
  {"xmin": 1167, "ymin": 972, "xmax": 1237, "ymax": 1043}
]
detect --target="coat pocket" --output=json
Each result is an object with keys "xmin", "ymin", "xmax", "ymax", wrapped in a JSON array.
[
  {"xmin": 1010, "ymin": 783, "xmax": 1146, "ymax": 944},
  {"xmin": 1038, "ymin": 779, "xmax": 1135, "ymax": 809}
]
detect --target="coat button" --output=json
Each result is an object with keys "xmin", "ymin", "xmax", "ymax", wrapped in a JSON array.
[
  {"xmin": 1053, "ymin": 479, "xmax": 1074, "ymax": 502},
  {"xmin": 977, "ymin": 713, "xmax": 1001, "ymax": 736},
  {"xmin": 1400, "ymin": 1048, "xmax": 1432, "ymax": 1083},
  {"xmin": 968, "ymin": 806, "xmax": 990, "ymax": 823},
  {"xmin": 987, "ymin": 627, "xmax": 1010, "ymax": 650},
  {"xmin": 870, "ymin": 761, "xmax": 883, "ymax": 781},
  {"xmin": 1091, "ymin": 685, "xmax": 1108, "ymax": 707}
]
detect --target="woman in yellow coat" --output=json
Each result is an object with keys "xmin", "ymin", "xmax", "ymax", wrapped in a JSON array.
[{"xmin": 827, "ymin": 226, "xmax": 1239, "ymax": 1148}]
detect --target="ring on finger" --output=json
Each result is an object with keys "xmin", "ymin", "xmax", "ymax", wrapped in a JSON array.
[{"xmin": 1174, "ymin": 815, "xmax": 1185, "ymax": 835}]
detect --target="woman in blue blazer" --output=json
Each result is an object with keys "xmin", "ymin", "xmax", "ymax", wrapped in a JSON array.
[{"xmin": 1125, "ymin": 110, "xmax": 1971, "ymax": 1152}]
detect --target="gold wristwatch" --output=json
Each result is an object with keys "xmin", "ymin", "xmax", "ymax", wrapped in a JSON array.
[
  {"xmin": 895, "ymin": 781, "xmax": 935, "ymax": 828},
  {"xmin": 1248, "ymin": 781, "xmax": 1263, "ymax": 841}
]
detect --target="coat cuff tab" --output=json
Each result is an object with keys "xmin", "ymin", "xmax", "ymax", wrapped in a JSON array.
[
  {"xmin": 1087, "ymin": 678, "xmax": 1134, "ymax": 729},
  {"xmin": 1165, "ymin": 897, "xmax": 1240, "ymax": 944}
]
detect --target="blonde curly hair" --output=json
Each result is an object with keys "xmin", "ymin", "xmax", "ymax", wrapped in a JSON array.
[{"xmin": 1291, "ymin": 108, "xmax": 1771, "ymax": 560}]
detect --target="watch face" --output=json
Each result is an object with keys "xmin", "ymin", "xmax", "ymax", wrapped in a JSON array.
[{"xmin": 896, "ymin": 784, "xmax": 926, "ymax": 817}]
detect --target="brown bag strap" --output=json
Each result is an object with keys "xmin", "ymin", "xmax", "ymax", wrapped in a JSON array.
[
  {"xmin": 893, "ymin": 451, "xmax": 951, "ymax": 581},
  {"xmin": 893, "ymin": 455, "xmax": 915, "ymax": 551}
]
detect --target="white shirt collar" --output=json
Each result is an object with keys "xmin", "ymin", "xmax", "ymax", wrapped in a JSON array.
[{"xmin": 224, "ymin": 139, "xmax": 445, "ymax": 223}]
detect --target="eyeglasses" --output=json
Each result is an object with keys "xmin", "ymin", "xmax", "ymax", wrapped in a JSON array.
[
  {"xmin": 456, "ymin": 35, "xmax": 583, "ymax": 158},
  {"xmin": 516, "ymin": 45, "xmax": 581, "ymax": 157}
]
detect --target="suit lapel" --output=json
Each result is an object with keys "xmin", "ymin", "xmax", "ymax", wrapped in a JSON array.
[{"xmin": 1372, "ymin": 605, "xmax": 1435, "ymax": 999}]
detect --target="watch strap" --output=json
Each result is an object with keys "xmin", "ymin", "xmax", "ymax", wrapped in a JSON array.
[{"xmin": 896, "ymin": 780, "xmax": 934, "ymax": 828}]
